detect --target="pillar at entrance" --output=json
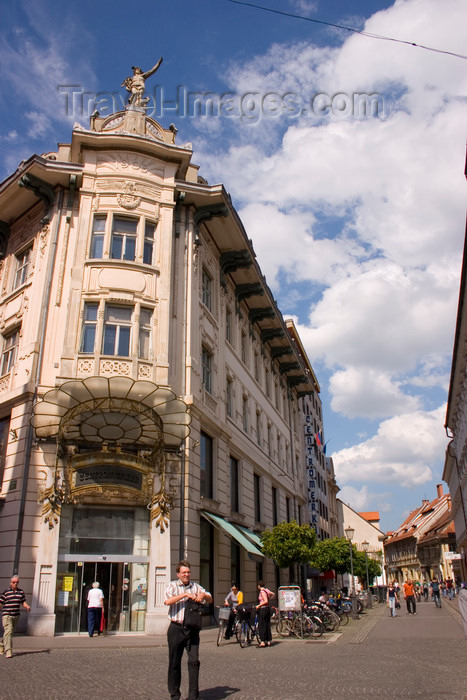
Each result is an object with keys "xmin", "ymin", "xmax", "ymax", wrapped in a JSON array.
[
  {"xmin": 28, "ymin": 514, "xmax": 60, "ymax": 636},
  {"xmin": 144, "ymin": 518, "xmax": 171, "ymax": 635}
]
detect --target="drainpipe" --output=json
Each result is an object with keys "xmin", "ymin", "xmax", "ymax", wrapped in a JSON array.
[{"xmin": 13, "ymin": 185, "xmax": 66, "ymax": 573}]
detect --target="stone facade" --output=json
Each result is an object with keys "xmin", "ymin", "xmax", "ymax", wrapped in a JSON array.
[{"xmin": 0, "ymin": 105, "xmax": 322, "ymax": 635}]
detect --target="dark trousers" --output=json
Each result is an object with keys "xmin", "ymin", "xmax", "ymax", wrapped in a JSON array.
[
  {"xmin": 257, "ymin": 606, "xmax": 271, "ymax": 643},
  {"xmin": 87, "ymin": 607, "xmax": 102, "ymax": 637},
  {"xmin": 167, "ymin": 621, "xmax": 200, "ymax": 700},
  {"xmin": 405, "ymin": 595, "xmax": 416, "ymax": 614}
]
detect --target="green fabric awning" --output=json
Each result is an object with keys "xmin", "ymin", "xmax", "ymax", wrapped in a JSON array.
[{"xmin": 200, "ymin": 511, "xmax": 263, "ymax": 559}]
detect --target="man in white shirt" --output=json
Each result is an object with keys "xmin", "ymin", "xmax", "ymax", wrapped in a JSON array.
[
  {"xmin": 87, "ymin": 581, "xmax": 104, "ymax": 637},
  {"xmin": 164, "ymin": 560, "xmax": 212, "ymax": 700}
]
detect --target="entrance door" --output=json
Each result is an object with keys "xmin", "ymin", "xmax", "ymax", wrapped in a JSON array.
[{"xmin": 55, "ymin": 561, "xmax": 147, "ymax": 633}]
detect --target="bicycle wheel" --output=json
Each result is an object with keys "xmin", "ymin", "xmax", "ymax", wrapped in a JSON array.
[
  {"xmin": 322, "ymin": 610, "xmax": 340, "ymax": 632},
  {"xmin": 338, "ymin": 610, "xmax": 349, "ymax": 626},
  {"xmin": 277, "ymin": 617, "xmax": 292, "ymax": 637},
  {"xmin": 217, "ymin": 619, "xmax": 225, "ymax": 646},
  {"xmin": 239, "ymin": 621, "xmax": 249, "ymax": 648}
]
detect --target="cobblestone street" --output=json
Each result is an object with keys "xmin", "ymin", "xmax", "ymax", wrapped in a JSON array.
[{"xmin": 2, "ymin": 599, "xmax": 466, "ymax": 700}]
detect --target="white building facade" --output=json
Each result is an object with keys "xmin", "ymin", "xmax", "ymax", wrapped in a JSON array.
[{"xmin": 0, "ymin": 101, "xmax": 318, "ymax": 635}]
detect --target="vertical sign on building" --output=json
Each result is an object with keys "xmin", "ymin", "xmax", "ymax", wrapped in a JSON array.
[{"xmin": 305, "ymin": 415, "xmax": 318, "ymax": 534}]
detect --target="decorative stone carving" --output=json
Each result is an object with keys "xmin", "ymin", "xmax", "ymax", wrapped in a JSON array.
[
  {"xmin": 100, "ymin": 359, "xmax": 131, "ymax": 376},
  {"xmin": 117, "ymin": 182, "xmax": 142, "ymax": 209}
]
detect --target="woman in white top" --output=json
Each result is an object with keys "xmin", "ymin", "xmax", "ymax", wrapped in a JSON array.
[{"xmin": 87, "ymin": 582, "xmax": 104, "ymax": 637}]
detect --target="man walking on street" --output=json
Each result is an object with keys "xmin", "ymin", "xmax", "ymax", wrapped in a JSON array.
[
  {"xmin": 403, "ymin": 579, "xmax": 417, "ymax": 615},
  {"xmin": 431, "ymin": 579, "xmax": 442, "ymax": 607},
  {"xmin": 0, "ymin": 575, "xmax": 31, "ymax": 658},
  {"xmin": 164, "ymin": 560, "xmax": 212, "ymax": 700}
]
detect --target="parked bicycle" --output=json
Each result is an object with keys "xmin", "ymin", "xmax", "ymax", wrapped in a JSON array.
[
  {"xmin": 216, "ymin": 605, "xmax": 234, "ymax": 646},
  {"xmin": 235, "ymin": 603, "xmax": 260, "ymax": 648}
]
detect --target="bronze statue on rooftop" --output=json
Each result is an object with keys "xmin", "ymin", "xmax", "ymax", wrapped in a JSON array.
[{"xmin": 122, "ymin": 58, "xmax": 163, "ymax": 109}]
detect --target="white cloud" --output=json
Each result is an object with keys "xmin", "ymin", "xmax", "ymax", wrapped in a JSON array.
[{"xmin": 332, "ymin": 405, "xmax": 446, "ymax": 488}]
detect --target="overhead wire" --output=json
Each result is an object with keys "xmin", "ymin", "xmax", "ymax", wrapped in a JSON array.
[{"xmin": 224, "ymin": 0, "xmax": 467, "ymax": 61}]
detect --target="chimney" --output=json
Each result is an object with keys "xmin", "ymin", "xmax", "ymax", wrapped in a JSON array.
[
  {"xmin": 436, "ymin": 484, "xmax": 443, "ymax": 498},
  {"xmin": 422, "ymin": 499, "xmax": 429, "ymax": 507}
]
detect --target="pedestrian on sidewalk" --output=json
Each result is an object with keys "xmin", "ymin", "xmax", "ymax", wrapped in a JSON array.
[
  {"xmin": 87, "ymin": 582, "xmax": 104, "ymax": 637},
  {"xmin": 459, "ymin": 583, "xmax": 467, "ymax": 639},
  {"xmin": 430, "ymin": 579, "xmax": 441, "ymax": 608},
  {"xmin": 403, "ymin": 579, "xmax": 417, "ymax": 615},
  {"xmin": 387, "ymin": 582, "xmax": 399, "ymax": 617},
  {"xmin": 0, "ymin": 575, "xmax": 31, "ymax": 658},
  {"xmin": 164, "ymin": 560, "xmax": 212, "ymax": 700},
  {"xmin": 423, "ymin": 581, "xmax": 429, "ymax": 602}
]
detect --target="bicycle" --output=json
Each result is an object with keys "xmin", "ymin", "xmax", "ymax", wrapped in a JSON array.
[
  {"xmin": 235, "ymin": 604, "xmax": 260, "ymax": 648},
  {"xmin": 216, "ymin": 605, "xmax": 233, "ymax": 646}
]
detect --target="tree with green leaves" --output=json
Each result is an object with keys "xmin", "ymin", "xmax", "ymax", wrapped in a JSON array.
[
  {"xmin": 354, "ymin": 550, "xmax": 382, "ymax": 584},
  {"xmin": 310, "ymin": 536, "xmax": 355, "ymax": 576},
  {"xmin": 260, "ymin": 520, "xmax": 317, "ymax": 570}
]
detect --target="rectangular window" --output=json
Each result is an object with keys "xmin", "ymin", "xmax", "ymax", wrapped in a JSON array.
[
  {"xmin": 226, "ymin": 378, "xmax": 233, "ymax": 418},
  {"xmin": 231, "ymin": 541, "xmax": 241, "ymax": 589},
  {"xmin": 110, "ymin": 217, "xmax": 137, "ymax": 261},
  {"xmin": 272, "ymin": 486, "xmax": 278, "ymax": 526},
  {"xmin": 143, "ymin": 222, "xmax": 156, "ymax": 265},
  {"xmin": 286, "ymin": 496, "xmax": 291, "ymax": 522},
  {"xmin": 202, "ymin": 268, "xmax": 212, "ymax": 310},
  {"xmin": 254, "ymin": 351, "xmax": 259, "ymax": 381},
  {"xmin": 254, "ymin": 473, "xmax": 261, "ymax": 523},
  {"xmin": 138, "ymin": 308, "xmax": 152, "ymax": 359},
  {"xmin": 200, "ymin": 431, "xmax": 213, "ymax": 499},
  {"xmin": 80, "ymin": 303, "xmax": 98, "ymax": 354},
  {"xmin": 90, "ymin": 215, "xmax": 106, "ymax": 258},
  {"xmin": 256, "ymin": 411, "xmax": 262, "ymax": 446},
  {"xmin": 102, "ymin": 305, "xmax": 132, "ymax": 356},
  {"xmin": 0, "ymin": 416, "xmax": 10, "ymax": 489},
  {"xmin": 202, "ymin": 346, "xmax": 212, "ymax": 394},
  {"xmin": 241, "ymin": 331, "xmax": 247, "ymax": 364},
  {"xmin": 13, "ymin": 248, "xmax": 31, "ymax": 289},
  {"xmin": 267, "ymin": 424, "xmax": 272, "ymax": 456},
  {"xmin": 1, "ymin": 328, "xmax": 19, "ymax": 375},
  {"xmin": 230, "ymin": 456, "xmax": 239, "ymax": 512},
  {"xmin": 226, "ymin": 309, "xmax": 232, "ymax": 344},
  {"xmin": 242, "ymin": 395, "xmax": 248, "ymax": 433}
]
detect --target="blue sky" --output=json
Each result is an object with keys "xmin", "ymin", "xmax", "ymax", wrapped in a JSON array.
[{"xmin": 1, "ymin": 0, "xmax": 466, "ymax": 532}]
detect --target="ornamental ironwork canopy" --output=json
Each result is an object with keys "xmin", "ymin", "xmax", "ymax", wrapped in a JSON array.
[{"xmin": 31, "ymin": 376, "xmax": 191, "ymax": 448}]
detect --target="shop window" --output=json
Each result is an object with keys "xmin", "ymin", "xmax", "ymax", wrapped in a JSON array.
[
  {"xmin": 13, "ymin": 248, "xmax": 31, "ymax": 289},
  {"xmin": 1, "ymin": 327, "xmax": 20, "ymax": 375},
  {"xmin": 102, "ymin": 305, "xmax": 132, "ymax": 356},
  {"xmin": 200, "ymin": 518, "xmax": 214, "ymax": 603},
  {"xmin": 110, "ymin": 217, "xmax": 137, "ymax": 261}
]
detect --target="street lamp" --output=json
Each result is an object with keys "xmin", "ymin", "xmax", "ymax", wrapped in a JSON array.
[
  {"xmin": 345, "ymin": 526, "xmax": 359, "ymax": 619},
  {"xmin": 362, "ymin": 540, "xmax": 373, "ymax": 609}
]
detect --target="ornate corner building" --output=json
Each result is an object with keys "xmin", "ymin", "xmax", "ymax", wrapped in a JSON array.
[{"xmin": 0, "ymin": 98, "xmax": 325, "ymax": 635}]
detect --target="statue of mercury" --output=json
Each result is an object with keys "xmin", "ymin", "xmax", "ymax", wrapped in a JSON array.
[{"xmin": 121, "ymin": 58, "xmax": 163, "ymax": 108}]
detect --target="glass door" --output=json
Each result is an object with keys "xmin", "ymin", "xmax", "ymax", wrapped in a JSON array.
[{"xmin": 55, "ymin": 561, "xmax": 147, "ymax": 633}]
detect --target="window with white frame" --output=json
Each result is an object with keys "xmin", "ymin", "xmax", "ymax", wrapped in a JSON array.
[
  {"xmin": 110, "ymin": 217, "xmax": 137, "ymax": 261},
  {"xmin": 226, "ymin": 308, "xmax": 232, "ymax": 344},
  {"xmin": 226, "ymin": 377, "xmax": 233, "ymax": 418},
  {"xmin": 13, "ymin": 248, "xmax": 31, "ymax": 289},
  {"xmin": 102, "ymin": 305, "xmax": 132, "ymax": 356},
  {"xmin": 143, "ymin": 222, "xmax": 156, "ymax": 265},
  {"xmin": 80, "ymin": 303, "xmax": 98, "ymax": 353},
  {"xmin": 202, "ymin": 268, "xmax": 212, "ymax": 311},
  {"xmin": 90, "ymin": 215, "xmax": 106, "ymax": 258},
  {"xmin": 138, "ymin": 308, "xmax": 152, "ymax": 359},
  {"xmin": 1, "ymin": 328, "xmax": 20, "ymax": 375},
  {"xmin": 202, "ymin": 346, "xmax": 212, "ymax": 394}
]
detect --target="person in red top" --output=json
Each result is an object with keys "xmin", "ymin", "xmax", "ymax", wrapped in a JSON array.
[{"xmin": 403, "ymin": 579, "xmax": 416, "ymax": 615}]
